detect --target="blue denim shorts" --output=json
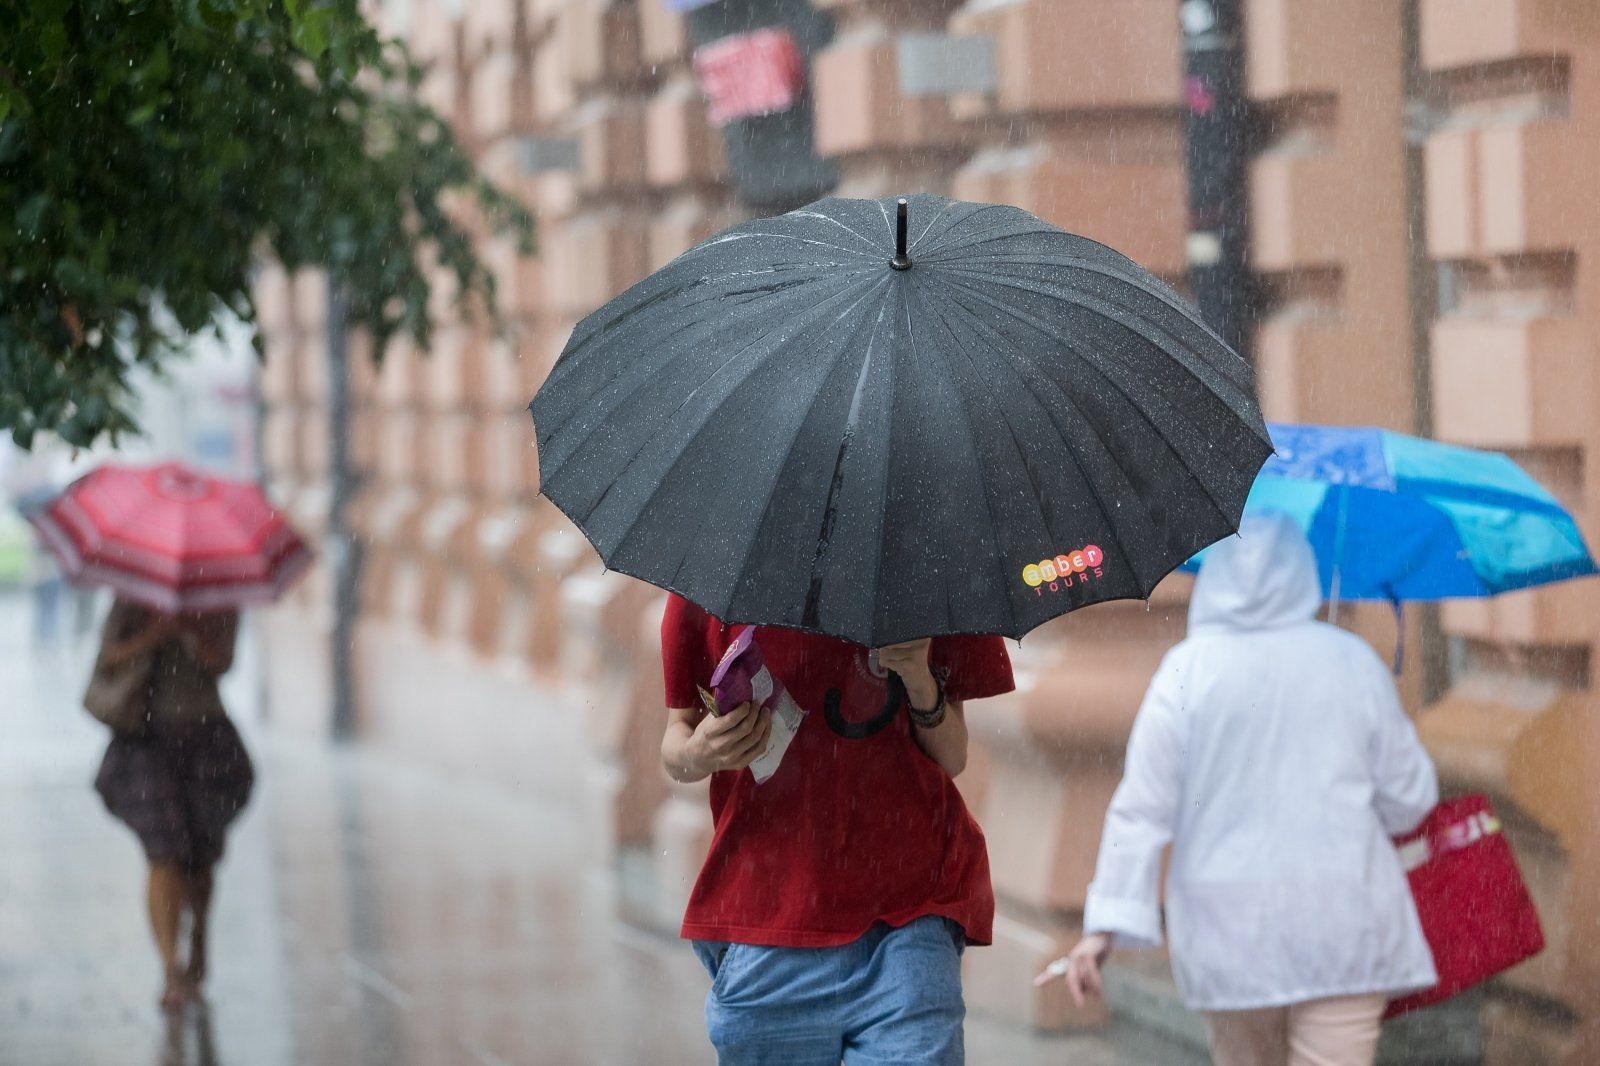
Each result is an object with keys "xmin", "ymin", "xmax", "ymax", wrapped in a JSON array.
[{"xmin": 691, "ymin": 915, "xmax": 966, "ymax": 1065}]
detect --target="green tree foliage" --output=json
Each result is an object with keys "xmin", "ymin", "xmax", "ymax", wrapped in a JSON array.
[{"xmin": 0, "ymin": 0, "xmax": 534, "ymax": 447}]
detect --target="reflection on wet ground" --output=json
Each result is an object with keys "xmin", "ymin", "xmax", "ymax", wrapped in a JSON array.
[{"xmin": 0, "ymin": 597, "xmax": 1193, "ymax": 1065}]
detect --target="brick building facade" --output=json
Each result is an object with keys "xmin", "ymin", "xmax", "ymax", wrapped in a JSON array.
[{"xmin": 256, "ymin": 1, "xmax": 1600, "ymax": 1060}]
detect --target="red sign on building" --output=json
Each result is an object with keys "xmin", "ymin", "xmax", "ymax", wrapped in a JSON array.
[{"xmin": 692, "ymin": 28, "xmax": 807, "ymax": 128}]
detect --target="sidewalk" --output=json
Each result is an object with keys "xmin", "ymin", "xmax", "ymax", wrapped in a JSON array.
[{"xmin": 0, "ymin": 590, "xmax": 1195, "ymax": 1066}]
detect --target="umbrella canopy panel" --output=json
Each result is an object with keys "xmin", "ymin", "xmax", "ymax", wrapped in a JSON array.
[{"xmin": 533, "ymin": 194, "xmax": 1273, "ymax": 645}]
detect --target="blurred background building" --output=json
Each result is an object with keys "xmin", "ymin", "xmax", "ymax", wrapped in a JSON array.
[{"xmin": 252, "ymin": 0, "xmax": 1600, "ymax": 1060}]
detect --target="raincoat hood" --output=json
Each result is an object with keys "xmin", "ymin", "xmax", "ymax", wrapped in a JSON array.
[{"xmin": 1188, "ymin": 512, "xmax": 1321, "ymax": 632}]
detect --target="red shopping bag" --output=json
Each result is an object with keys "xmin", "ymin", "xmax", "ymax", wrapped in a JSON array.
[{"xmin": 1385, "ymin": 794, "xmax": 1545, "ymax": 1018}]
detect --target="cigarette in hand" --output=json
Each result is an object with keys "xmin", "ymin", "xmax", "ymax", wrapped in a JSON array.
[{"xmin": 1034, "ymin": 956, "xmax": 1071, "ymax": 987}]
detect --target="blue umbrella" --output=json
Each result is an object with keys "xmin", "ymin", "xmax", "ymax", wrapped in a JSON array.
[{"xmin": 1185, "ymin": 423, "xmax": 1597, "ymax": 610}]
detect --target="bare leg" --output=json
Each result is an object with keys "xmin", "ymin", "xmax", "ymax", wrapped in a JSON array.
[
  {"xmin": 1288, "ymin": 994, "xmax": 1386, "ymax": 1066},
  {"xmin": 147, "ymin": 862, "xmax": 189, "ymax": 1011},
  {"xmin": 183, "ymin": 864, "xmax": 215, "ymax": 993}
]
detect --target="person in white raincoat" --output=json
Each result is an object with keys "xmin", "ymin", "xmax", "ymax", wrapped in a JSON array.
[{"xmin": 1038, "ymin": 513, "xmax": 1438, "ymax": 1066}]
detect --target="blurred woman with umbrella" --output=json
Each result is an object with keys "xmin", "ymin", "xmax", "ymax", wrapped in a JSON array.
[{"xmin": 29, "ymin": 461, "xmax": 311, "ymax": 1011}]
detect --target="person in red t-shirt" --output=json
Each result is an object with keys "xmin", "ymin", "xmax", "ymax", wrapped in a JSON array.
[{"xmin": 660, "ymin": 593, "xmax": 1015, "ymax": 1065}]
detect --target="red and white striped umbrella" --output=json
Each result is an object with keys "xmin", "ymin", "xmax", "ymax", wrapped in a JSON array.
[{"xmin": 27, "ymin": 461, "xmax": 312, "ymax": 612}]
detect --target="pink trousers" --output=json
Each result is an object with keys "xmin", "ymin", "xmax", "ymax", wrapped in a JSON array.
[{"xmin": 1204, "ymin": 994, "xmax": 1387, "ymax": 1066}]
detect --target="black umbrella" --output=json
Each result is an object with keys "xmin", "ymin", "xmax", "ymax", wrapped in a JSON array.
[{"xmin": 531, "ymin": 194, "xmax": 1272, "ymax": 645}]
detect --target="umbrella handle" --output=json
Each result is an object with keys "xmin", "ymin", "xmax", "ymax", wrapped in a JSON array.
[
  {"xmin": 1327, "ymin": 484, "xmax": 1349, "ymax": 624},
  {"xmin": 892, "ymin": 198, "xmax": 912, "ymax": 271},
  {"xmin": 1390, "ymin": 596, "xmax": 1405, "ymax": 676}
]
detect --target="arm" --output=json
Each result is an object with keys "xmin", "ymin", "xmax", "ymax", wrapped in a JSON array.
[
  {"xmin": 877, "ymin": 639, "xmax": 968, "ymax": 777},
  {"xmin": 1368, "ymin": 662, "xmax": 1438, "ymax": 835},
  {"xmin": 1039, "ymin": 658, "xmax": 1188, "ymax": 1003},
  {"xmin": 1081, "ymin": 672, "xmax": 1184, "ymax": 947},
  {"xmin": 1082, "ymin": 670, "xmax": 1188, "ymax": 950},
  {"xmin": 662, "ymin": 701, "xmax": 772, "ymax": 784},
  {"xmin": 914, "ymin": 698, "xmax": 968, "ymax": 777}
]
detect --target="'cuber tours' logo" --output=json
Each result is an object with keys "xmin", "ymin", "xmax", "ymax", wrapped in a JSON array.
[{"xmin": 1022, "ymin": 545, "xmax": 1105, "ymax": 596}]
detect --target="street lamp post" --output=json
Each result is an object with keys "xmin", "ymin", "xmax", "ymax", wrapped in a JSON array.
[{"xmin": 326, "ymin": 276, "xmax": 360, "ymax": 740}]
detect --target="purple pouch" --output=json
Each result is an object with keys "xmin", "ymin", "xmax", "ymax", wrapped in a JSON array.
[
  {"xmin": 704, "ymin": 627, "xmax": 806, "ymax": 783},
  {"xmin": 709, "ymin": 627, "xmax": 764, "ymax": 715}
]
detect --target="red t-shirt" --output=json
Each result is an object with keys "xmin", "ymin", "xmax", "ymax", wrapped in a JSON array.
[{"xmin": 661, "ymin": 594, "xmax": 1016, "ymax": 948}]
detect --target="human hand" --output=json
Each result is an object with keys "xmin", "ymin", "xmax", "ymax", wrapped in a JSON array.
[
  {"xmin": 685, "ymin": 701, "xmax": 772, "ymax": 776},
  {"xmin": 1034, "ymin": 933, "xmax": 1112, "ymax": 1007},
  {"xmin": 877, "ymin": 639, "xmax": 936, "ymax": 707},
  {"xmin": 876, "ymin": 638, "xmax": 932, "ymax": 678}
]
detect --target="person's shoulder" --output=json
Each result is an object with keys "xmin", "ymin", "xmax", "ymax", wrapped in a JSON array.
[
  {"xmin": 661, "ymin": 595, "xmax": 721, "ymax": 648},
  {"xmin": 664, "ymin": 593, "xmax": 714, "ymax": 625}
]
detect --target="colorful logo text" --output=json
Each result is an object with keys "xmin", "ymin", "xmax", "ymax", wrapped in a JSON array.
[{"xmin": 1022, "ymin": 545, "xmax": 1105, "ymax": 595}]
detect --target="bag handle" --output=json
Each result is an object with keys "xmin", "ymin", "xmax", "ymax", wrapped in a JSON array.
[{"xmin": 1397, "ymin": 803, "xmax": 1501, "ymax": 872}]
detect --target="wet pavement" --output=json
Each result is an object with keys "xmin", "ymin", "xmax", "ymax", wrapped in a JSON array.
[{"xmin": 0, "ymin": 590, "xmax": 1195, "ymax": 1066}]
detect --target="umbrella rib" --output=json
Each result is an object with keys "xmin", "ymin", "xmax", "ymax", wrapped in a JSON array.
[
  {"xmin": 937, "ymin": 283, "xmax": 1233, "ymax": 590},
  {"xmin": 937, "ymin": 249, "xmax": 1201, "ymax": 320},
  {"xmin": 878, "ymin": 284, "xmax": 955, "ymax": 636},
  {"xmin": 596, "ymin": 278, "xmax": 893, "ymax": 584},
  {"xmin": 666, "ymin": 280, "xmax": 897, "ymax": 614},
  {"xmin": 712, "ymin": 281, "xmax": 899, "ymax": 623},
  {"xmin": 582, "ymin": 266, "xmax": 856, "ymax": 361},
  {"xmin": 941, "ymin": 252, "xmax": 1242, "ymax": 375},
  {"xmin": 943, "ymin": 278, "xmax": 1245, "ymax": 546},
  {"xmin": 901, "ymin": 282, "xmax": 1020, "ymax": 638},
  {"xmin": 575, "ymin": 278, "xmax": 871, "ymax": 522},
  {"xmin": 690, "ymin": 228, "xmax": 874, "ymax": 261},
  {"xmin": 540, "ymin": 269, "xmax": 870, "ymax": 459},
  {"xmin": 937, "ymin": 261, "xmax": 1260, "ymax": 423},
  {"xmin": 800, "ymin": 296, "xmax": 894, "ymax": 632},
  {"xmin": 82, "ymin": 485, "xmax": 184, "ymax": 581},
  {"xmin": 546, "ymin": 275, "xmax": 724, "ymax": 399},
  {"xmin": 556, "ymin": 259, "xmax": 869, "ymax": 390},
  {"xmin": 782, "ymin": 209, "xmax": 884, "ymax": 255},
  {"xmin": 937, "ymin": 255, "xmax": 1249, "ymax": 389},
  {"xmin": 908, "ymin": 199, "xmax": 957, "ymax": 253},
  {"xmin": 565, "ymin": 260, "xmax": 870, "ymax": 354},
  {"xmin": 912, "ymin": 203, "xmax": 1040, "ymax": 259},
  {"xmin": 928, "ymin": 285, "xmax": 1156, "ymax": 595}
]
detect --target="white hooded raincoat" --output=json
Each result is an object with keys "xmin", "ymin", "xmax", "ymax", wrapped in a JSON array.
[{"xmin": 1083, "ymin": 514, "xmax": 1439, "ymax": 1011}]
